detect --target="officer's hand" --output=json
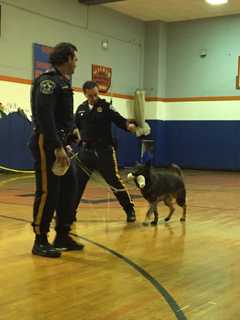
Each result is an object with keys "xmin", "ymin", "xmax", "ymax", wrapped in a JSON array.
[
  {"xmin": 127, "ymin": 123, "xmax": 137, "ymax": 133},
  {"xmin": 72, "ymin": 128, "xmax": 81, "ymax": 144},
  {"xmin": 65, "ymin": 145, "xmax": 73, "ymax": 156},
  {"xmin": 54, "ymin": 147, "xmax": 70, "ymax": 167}
]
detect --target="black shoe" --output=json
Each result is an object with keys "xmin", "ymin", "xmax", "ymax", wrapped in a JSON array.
[
  {"xmin": 53, "ymin": 234, "xmax": 84, "ymax": 251},
  {"xmin": 32, "ymin": 235, "xmax": 61, "ymax": 258},
  {"xmin": 126, "ymin": 210, "xmax": 136, "ymax": 223}
]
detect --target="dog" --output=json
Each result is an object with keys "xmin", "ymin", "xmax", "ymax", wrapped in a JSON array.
[{"xmin": 127, "ymin": 163, "xmax": 187, "ymax": 225}]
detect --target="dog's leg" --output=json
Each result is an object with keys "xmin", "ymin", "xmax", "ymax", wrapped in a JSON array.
[
  {"xmin": 180, "ymin": 204, "xmax": 187, "ymax": 222},
  {"xmin": 176, "ymin": 189, "xmax": 187, "ymax": 222},
  {"xmin": 164, "ymin": 197, "xmax": 175, "ymax": 222},
  {"xmin": 151, "ymin": 205, "xmax": 159, "ymax": 226},
  {"xmin": 143, "ymin": 205, "xmax": 154, "ymax": 226}
]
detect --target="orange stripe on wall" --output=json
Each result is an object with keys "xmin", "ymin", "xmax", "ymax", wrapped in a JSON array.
[
  {"xmin": 0, "ymin": 75, "xmax": 32, "ymax": 85},
  {"xmin": 164, "ymin": 96, "xmax": 240, "ymax": 102},
  {"xmin": 0, "ymin": 74, "xmax": 134, "ymax": 100},
  {"xmin": 72, "ymin": 86, "xmax": 83, "ymax": 92},
  {"xmin": 1, "ymin": 74, "xmax": 240, "ymax": 102},
  {"xmin": 146, "ymin": 96, "xmax": 240, "ymax": 102},
  {"xmin": 102, "ymin": 92, "xmax": 134, "ymax": 100},
  {"xmin": 145, "ymin": 97, "xmax": 166, "ymax": 102}
]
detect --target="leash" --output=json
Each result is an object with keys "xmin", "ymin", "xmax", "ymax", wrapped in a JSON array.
[{"xmin": 69, "ymin": 151, "xmax": 132, "ymax": 193}]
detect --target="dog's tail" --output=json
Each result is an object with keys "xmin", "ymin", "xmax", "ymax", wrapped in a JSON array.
[{"xmin": 169, "ymin": 163, "xmax": 184, "ymax": 179}]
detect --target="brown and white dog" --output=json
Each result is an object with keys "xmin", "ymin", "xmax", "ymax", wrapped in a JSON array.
[{"xmin": 127, "ymin": 163, "xmax": 187, "ymax": 225}]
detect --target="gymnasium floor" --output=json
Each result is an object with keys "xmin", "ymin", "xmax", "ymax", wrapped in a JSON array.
[{"xmin": 0, "ymin": 169, "xmax": 240, "ymax": 320}]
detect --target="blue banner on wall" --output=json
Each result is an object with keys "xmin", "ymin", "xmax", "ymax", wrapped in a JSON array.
[
  {"xmin": 0, "ymin": 112, "xmax": 33, "ymax": 172},
  {"xmin": 33, "ymin": 43, "xmax": 53, "ymax": 78}
]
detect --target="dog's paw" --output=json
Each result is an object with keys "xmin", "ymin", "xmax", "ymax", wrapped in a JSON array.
[
  {"xmin": 151, "ymin": 221, "xmax": 158, "ymax": 226},
  {"xmin": 164, "ymin": 217, "xmax": 170, "ymax": 222},
  {"xmin": 180, "ymin": 217, "xmax": 186, "ymax": 222}
]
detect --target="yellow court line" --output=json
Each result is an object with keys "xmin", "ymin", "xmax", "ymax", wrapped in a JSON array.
[
  {"xmin": 0, "ymin": 174, "xmax": 34, "ymax": 188},
  {"xmin": 0, "ymin": 165, "xmax": 34, "ymax": 174}
]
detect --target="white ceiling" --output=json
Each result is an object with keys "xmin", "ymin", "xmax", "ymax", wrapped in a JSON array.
[{"xmin": 104, "ymin": 0, "xmax": 240, "ymax": 22}]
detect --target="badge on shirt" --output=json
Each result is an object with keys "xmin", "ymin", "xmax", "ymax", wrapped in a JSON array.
[
  {"xmin": 40, "ymin": 80, "xmax": 56, "ymax": 95},
  {"xmin": 97, "ymin": 107, "xmax": 103, "ymax": 112}
]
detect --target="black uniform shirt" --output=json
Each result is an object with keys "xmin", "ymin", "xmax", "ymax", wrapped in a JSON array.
[
  {"xmin": 31, "ymin": 68, "xmax": 75, "ymax": 148},
  {"xmin": 75, "ymin": 98, "xmax": 128, "ymax": 146}
]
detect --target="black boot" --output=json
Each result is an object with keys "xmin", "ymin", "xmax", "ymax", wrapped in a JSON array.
[
  {"xmin": 32, "ymin": 234, "xmax": 61, "ymax": 258},
  {"xmin": 126, "ymin": 209, "xmax": 136, "ymax": 223},
  {"xmin": 53, "ymin": 233, "xmax": 84, "ymax": 251}
]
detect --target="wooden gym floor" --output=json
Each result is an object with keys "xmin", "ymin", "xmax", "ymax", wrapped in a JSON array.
[{"xmin": 0, "ymin": 169, "xmax": 240, "ymax": 320}]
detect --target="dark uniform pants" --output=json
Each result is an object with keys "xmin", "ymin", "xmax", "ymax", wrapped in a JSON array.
[
  {"xmin": 74, "ymin": 144, "xmax": 134, "ymax": 217},
  {"xmin": 29, "ymin": 134, "xmax": 77, "ymax": 235}
]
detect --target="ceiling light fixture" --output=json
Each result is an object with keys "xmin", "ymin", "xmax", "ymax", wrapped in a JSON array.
[{"xmin": 205, "ymin": 0, "xmax": 228, "ymax": 5}]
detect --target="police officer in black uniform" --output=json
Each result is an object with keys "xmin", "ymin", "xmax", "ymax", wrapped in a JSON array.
[
  {"xmin": 74, "ymin": 81, "xmax": 137, "ymax": 222},
  {"xmin": 30, "ymin": 42, "xmax": 84, "ymax": 258}
]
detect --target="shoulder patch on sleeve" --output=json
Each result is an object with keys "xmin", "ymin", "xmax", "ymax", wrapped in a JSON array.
[{"xmin": 40, "ymin": 79, "xmax": 56, "ymax": 95}]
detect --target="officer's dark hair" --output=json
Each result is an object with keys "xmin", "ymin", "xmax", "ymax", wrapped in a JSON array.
[
  {"xmin": 49, "ymin": 42, "xmax": 77, "ymax": 66},
  {"xmin": 82, "ymin": 81, "xmax": 98, "ymax": 93}
]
